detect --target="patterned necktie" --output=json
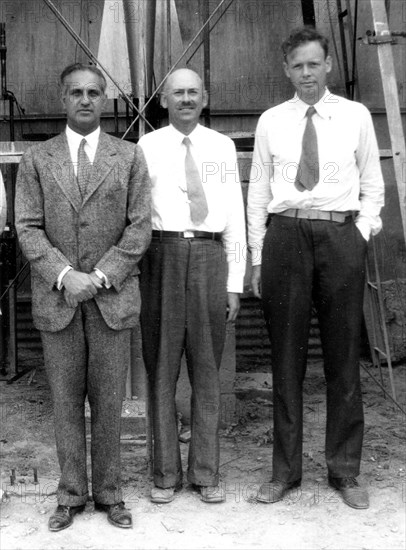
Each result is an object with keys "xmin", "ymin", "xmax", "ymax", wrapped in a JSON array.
[
  {"xmin": 77, "ymin": 138, "xmax": 91, "ymax": 198},
  {"xmin": 295, "ymin": 106, "xmax": 319, "ymax": 192},
  {"xmin": 183, "ymin": 137, "xmax": 208, "ymax": 225}
]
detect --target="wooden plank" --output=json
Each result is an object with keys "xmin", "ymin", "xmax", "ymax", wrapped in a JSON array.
[
  {"xmin": 0, "ymin": 142, "xmax": 35, "ymax": 164},
  {"xmin": 370, "ymin": 0, "xmax": 406, "ymax": 239}
]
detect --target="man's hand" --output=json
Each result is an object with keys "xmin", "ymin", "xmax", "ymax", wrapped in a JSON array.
[
  {"xmin": 251, "ymin": 265, "xmax": 262, "ymax": 299},
  {"xmin": 64, "ymin": 290, "xmax": 79, "ymax": 309},
  {"xmin": 62, "ymin": 270, "xmax": 99, "ymax": 302},
  {"xmin": 226, "ymin": 292, "xmax": 240, "ymax": 323},
  {"xmin": 89, "ymin": 271, "xmax": 104, "ymax": 289}
]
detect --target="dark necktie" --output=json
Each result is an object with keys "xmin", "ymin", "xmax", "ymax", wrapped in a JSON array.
[
  {"xmin": 77, "ymin": 138, "xmax": 91, "ymax": 198},
  {"xmin": 295, "ymin": 106, "xmax": 319, "ymax": 192},
  {"xmin": 183, "ymin": 137, "xmax": 208, "ymax": 225}
]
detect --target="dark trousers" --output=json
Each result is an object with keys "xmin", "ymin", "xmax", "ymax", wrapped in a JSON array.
[
  {"xmin": 261, "ymin": 215, "xmax": 367, "ymax": 483},
  {"xmin": 41, "ymin": 299, "xmax": 130, "ymax": 506},
  {"xmin": 140, "ymin": 237, "xmax": 227, "ymax": 488}
]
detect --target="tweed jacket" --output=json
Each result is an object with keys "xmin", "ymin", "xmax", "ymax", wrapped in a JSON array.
[{"xmin": 15, "ymin": 130, "xmax": 151, "ymax": 332}]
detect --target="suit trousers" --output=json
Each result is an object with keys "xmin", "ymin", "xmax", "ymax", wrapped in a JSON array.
[
  {"xmin": 261, "ymin": 215, "xmax": 367, "ymax": 483},
  {"xmin": 140, "ymin": 237, "xmax": 227, "ymax": 488},
  {"xmin": 41, "ymin": 299, "xmax": 130, "ymax": 506}
]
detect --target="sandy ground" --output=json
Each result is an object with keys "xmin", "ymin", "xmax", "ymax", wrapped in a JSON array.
[{"xmin": 0, "ymin": 350, "xmax": 405, "ymax": 550}]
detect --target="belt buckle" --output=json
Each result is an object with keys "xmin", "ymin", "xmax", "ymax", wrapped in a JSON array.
[{"xmin": 183, "ymin": 230, "xmax": 194, "ymax": 238}]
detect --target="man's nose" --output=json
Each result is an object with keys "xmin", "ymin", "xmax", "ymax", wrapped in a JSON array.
[
  {"xmin": 302, "ymin": 64, "xmax": 311, "ymax": 76},
  {"xmin": 81, "ymin": 92, "xmax": 91, "ymax": 104},
  {"xmin": 182, "ymin": 92, "xmax": 192, "ymax": 102}
]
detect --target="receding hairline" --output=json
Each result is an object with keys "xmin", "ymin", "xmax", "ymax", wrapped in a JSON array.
[
  {"xmin": 60, "ymin": 63, "xmax": 107, "ymax": 93},
  {"xmin": 162, "ymin": 69, "xmax": 204, "ymax": 95}
]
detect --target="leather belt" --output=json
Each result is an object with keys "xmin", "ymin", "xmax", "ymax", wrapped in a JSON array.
[
  {"xmin": 275, "ymin": 209, "xmax": 355, "ymax": 223},
  {"xmin": 152, "ymin": 230, "xmax": 222, "ymax": 241}
]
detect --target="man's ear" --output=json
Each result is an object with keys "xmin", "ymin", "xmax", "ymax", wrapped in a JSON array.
[
  {"xmin": 60, "ymin": 91, "xmax": 67, "ymax": 110},
  {"xmin": 283, "ymin": 61, "xmax": 290, "ymax": 79},
  {"xmin": 325, "ymin": 55, "xmax": 332, "ymax": 74},
  {"xmin": 160, "ymin": 93, "xmax": 168, "ymax": 109},
  {"xmin": 202, "ymin": 90, "xmax": 208, "ymax": 108}
]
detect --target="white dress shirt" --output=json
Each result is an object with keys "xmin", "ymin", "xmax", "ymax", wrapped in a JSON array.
[
  {"xmin": 247, "ymin": 89, "xmax": 385, "ymax": 265},
  {"xmin": 66, "ymin": 124, "xmax": 99, "ymax": 171},
  {"xmin": 138, "ymin": 124, "xmax": 246, "ymax": 293},
  {"xmin": 57, "ymin": 126, "xmax": 109, "ymax": 288}
]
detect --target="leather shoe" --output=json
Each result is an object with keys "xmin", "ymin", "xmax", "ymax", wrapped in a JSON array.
[
  {"xmin": 256, "ymin": 479, "xmax": 301, "ymax": 503},
  {"xmin": 94, "ymin": 501, "xmax": 133, "ymax": 528},
  {"xmin": 328, "ymin": 476, "xmax": 369, "ymax": 509},
  {"xmin": 151, "ymin": 486, "xmax": 176, "ymax": 504},
  {"xmin": 150, "ymin": 482, "xmax": 182, "ymax": 504},
  {"xmin": 199, "ymin": 483, "xmax": 225, "ymax": 503},
  {"xmin": 48, "ymin": 504, "xmax": 85, "ymax": 532}
]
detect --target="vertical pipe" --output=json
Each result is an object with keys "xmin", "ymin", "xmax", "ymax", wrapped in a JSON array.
[
  {"xmin": 145, "ymin": 0, "xmax": 156, "ymax": 98},
  {"xmin": 114, "ymin": 98, "xmax": 119, "ymax": 135},
  {"xmin": 0, "ymin": 259, "xmax": 5, "ymax": 374},
  {"xmin": 8, "ymin": 281, "xmax": 17, "ymax": 376},
  {"xmin": 166, "ymin": 0, "xmax": 172, "ymax": 72},
  {"xmin": 201, "ymin": 0, "xmax": 211, "ymax": 128},
  {"xmin": 123, "ymin": 0, "xmax": 143, "ymax": 137},
  {"xmin": 123, "ymin": 0, "xmax": 156, "ymax": 138},
  {"xmin": 122, "ymin": 2, "xmax": 156, "ymax": 431}
]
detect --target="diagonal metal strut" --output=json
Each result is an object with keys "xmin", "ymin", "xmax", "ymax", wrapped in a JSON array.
[
  {"xmin": 42, "ymin": 0, "xmax": 155, "ymax": 132},
  {"xmin": 122, "ymin": 0, "xmax": 236, "ymax": 139}
]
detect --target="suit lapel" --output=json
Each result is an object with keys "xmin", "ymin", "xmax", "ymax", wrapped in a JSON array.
[
  {"xmin": 46, "ymin": 133, "xmax": 82, "ymax": 213},
  {"xmin": 82, "ymin": 132, "xmax": 118, "ymax": 205}
]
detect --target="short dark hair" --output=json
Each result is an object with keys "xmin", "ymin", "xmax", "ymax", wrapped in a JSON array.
[
  {"xmin": 281, "ymin": 26, "xmax": 329, "ymax": 60},
  {"xmin": 60, "ymin": 63, "xmax": 107, "ymax": 92}
]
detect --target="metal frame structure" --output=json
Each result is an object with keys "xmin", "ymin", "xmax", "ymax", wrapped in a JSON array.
[{"xmin": 1, "ymin": 1, "xmax": 404, "ymax": 415}]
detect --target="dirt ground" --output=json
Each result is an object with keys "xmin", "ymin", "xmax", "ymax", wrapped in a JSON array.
[{"xmin": 0, "ymin": 349, "xmax": 405, "ymax": 550}]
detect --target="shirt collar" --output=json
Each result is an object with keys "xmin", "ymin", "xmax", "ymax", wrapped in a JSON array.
[
  {"xmin": 65, "ymin": 125, "xmax": 101, "ymax": 150},
  {"xmin": 168, "ymin": 123, "xmax": 203, "ymax": 146},
  {"xmin": 290, "ymin": 88, "xmax": 333, "ymax": 120}
]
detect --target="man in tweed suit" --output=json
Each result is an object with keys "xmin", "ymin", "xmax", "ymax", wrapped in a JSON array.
[{"xmin": 15, "ymin": 63, "xmax": 151, "ymax": 531}]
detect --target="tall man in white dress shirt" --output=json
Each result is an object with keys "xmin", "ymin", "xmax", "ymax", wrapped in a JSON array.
[
  {"xmin": 138, "ymin": 68, "xmax": 246, "ymax": 504},
  {"xmin": 247, "ymin": 27, "xmax": 384, "ymax": 509}
]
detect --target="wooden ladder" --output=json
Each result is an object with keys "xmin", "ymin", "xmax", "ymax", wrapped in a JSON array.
[{"xmin": 336, "ymin": 0, "xmax": 406, "ymax": 405}]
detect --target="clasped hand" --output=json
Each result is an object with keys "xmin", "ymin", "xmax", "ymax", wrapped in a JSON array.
[{"xmin": 62, "ymin": 270, "xmax": 104, "ymax": 308}]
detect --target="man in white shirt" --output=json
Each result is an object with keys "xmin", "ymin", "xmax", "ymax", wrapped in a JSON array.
[
  {"xmin": 247, "ymin": 27, "xmax": 384, "ymax": 509},
  {"xmin": 15, "ymin": 63, "xmax": 151, "ymax": 530},
  {"xmin": 138, "ymin": 68, "xmax": 246, "ymax": 504}
]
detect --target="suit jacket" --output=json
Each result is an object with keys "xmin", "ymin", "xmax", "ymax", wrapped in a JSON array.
[{"xmin": 15, "ymin": 130, "xmax": 152, "ymax": 332}]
